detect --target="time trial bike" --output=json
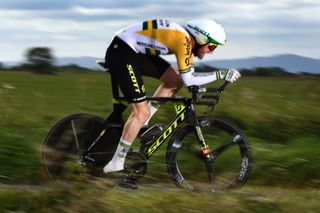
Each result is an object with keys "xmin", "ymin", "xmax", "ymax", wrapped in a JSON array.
[{"xmin": 42, "ymin": 61, "xmax": 252, "ymax": 192}]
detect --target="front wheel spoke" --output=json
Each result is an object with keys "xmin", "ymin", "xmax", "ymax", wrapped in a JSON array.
[
  {"xmin": 71, "ymin": 119, "xmax": 80, "ymax": 150},
  {"xmin": 212, "ymin": 134, "xmax": 242, "ymax": 158}
]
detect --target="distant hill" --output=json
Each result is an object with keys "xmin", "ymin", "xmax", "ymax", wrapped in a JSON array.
[
  {"xmin": 54, "ymin": 56, "xmax": 103, "ymax": 70},
  {"xmin": 3, "ymin": 54, "xmax": 320, "ymax": 73},
  {"xmin": 202, "ymin": 54, "xmax": 320, "ymax": 73},
  {"xmin": 56, "ymin": 54, "xmax": 319, "ymax": 73}
]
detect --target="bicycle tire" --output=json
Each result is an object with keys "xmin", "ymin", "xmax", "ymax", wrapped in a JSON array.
[
  {"xmin": 166, "ymin": 117, "xmax": 252, "ymax": 192},
  {"xmin": 42, "ymin": 113, "xmax": 121, "ymax": 181}
]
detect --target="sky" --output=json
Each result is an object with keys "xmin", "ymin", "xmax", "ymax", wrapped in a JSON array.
[{"xmin": 1, "ymin": 0, "xmax": 319, "ymax": 63}]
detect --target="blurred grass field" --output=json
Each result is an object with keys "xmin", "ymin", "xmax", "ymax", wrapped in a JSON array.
[{"xmin": 0, "ymin": 69, "xmax": 319, "ymax": 212}]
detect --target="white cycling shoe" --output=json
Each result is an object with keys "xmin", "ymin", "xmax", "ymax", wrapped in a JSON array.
[{"xmin": 103, "ymin": 159, "xmax": 124, "ymax": 174}]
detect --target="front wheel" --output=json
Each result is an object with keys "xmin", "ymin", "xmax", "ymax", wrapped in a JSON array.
[{"xmin": 166, "ymin": 117, "xmax": 252, "ymax": 192}]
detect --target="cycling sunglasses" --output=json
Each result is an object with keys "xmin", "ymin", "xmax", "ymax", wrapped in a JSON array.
[{"xmin": 208, "ymin": 43, "xmax": 218, "ymax": 51}]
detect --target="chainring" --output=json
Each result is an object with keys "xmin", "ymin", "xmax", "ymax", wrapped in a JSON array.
[{"xmin": 124, "ymin": 151, "xmax": 148, "ymax": 181}]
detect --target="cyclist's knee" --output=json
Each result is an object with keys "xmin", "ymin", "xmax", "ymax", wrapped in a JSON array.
[
  {"xmin": 134, "ymin": 110, "xmax": 150, "ymax": 126},
  {"xmin": 161, "ymin": 72, "xmax": 183, "ymax": 90},
  {"xmin": 161, "ymin": 67, "xmax": 180, "ymax": 83},
  {"xmin": 132, "ymin": 102, "xmax": 151, "ymax": 124},
  {"xmin": 171, "ymin": 80, "xmax": 183, "ymax": 90},
  {"xmin": 163, "ymin": 80, "xmax": 183, "ymax": 94}
]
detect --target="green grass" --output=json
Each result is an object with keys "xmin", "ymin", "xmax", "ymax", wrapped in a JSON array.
[
  {"xmin": 0, "ymin": 184, "xmax": 319, "ymax": 212},
  {"xmin": 217, "ymin": 77, "xmax": 320, "ymax": 142},
  {"xmin": 0, "ymin": 70, "xmax": 319, "ymax": 212}
]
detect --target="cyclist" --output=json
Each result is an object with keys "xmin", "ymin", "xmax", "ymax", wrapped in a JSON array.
[{"xmin": 103, "ymin": 19, "xmax": 241, "ymax": 176}]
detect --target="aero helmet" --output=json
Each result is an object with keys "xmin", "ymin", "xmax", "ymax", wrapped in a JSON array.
[{"xmin": 185, "ymin": 19, "xmax": 226, "ymax": 46}]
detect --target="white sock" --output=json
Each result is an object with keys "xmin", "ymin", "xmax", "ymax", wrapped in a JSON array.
[
  {"xmin": 143, "ymin": 101, "xmax": 160, "ymax": 126},
  {"xmin": 103, "ymin": 138, "xmax": 131, "ymax": 174}
]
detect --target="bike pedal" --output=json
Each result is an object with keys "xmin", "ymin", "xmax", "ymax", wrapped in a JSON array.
[
  {"xmin": 84, "ymin": 155, "xmax": 96, "ymax": 162},
  {"xmin": 118, "ymin": 176, "xmax": 138, "ymax": 190}
]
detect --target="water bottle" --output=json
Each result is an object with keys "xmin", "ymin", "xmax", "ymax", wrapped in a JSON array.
[{"xmin": 140, "ymin": 124, "xmax": 164, "ymax": 145}]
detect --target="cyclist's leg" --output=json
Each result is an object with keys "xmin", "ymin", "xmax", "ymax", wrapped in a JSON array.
[
  {"xmin": 139, "ymin": 56, "xmax": 183, "ymax": 126},
  {"xmin": 103, "ymin": 37, "xmax": 150, "ymax": 173},
  {"xmin": 103, "ymin": 101, "xmax": 150, "ymax": 173},
  {"xmin": 140, "ymin": 55, "xmax": 182, "ymax": 98},
  {"xmin": 122, "ymin": 101, "xmax": 150, "ymax": 142},
  {"xmin": 143, "ymin": 66, "xmax": 182, "ymax": 126},
  {"xmin": 105, "ymin": 37, "xmax": 127, "ymax": 120},
  {"xmin": 154, "ymin": 66, "xmax": 183, "ymax": 97}
]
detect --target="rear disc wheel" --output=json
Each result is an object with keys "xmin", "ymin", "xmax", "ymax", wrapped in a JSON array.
[{"xmin": 42, "ymin": 114, "xmax": 110, "ymax": 181}]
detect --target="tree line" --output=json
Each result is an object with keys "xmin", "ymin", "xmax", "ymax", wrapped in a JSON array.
[
  {"xmin": 0, "ymin": 47, "xmax": 318, "ymax": 77},
  {"xmin": 0, "ymin": 47, "xmax": 93, "ymax": 74},
  {"xmin": 0, "ymin": 47, "xmax": 56, "ymax": 74}
]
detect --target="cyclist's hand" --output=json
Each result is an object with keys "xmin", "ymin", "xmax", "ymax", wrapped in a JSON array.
[{"xmin": 220, "ymin": 69, "xmax": 241, "ymax": 83}]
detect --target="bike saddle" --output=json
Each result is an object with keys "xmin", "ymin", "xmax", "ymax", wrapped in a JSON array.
[{"xmin": 96, "ymin": 60, "xmax": 110, "ymax": 72}]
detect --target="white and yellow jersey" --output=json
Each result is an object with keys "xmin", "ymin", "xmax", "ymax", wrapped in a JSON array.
[{"xmin": 116, "ymin": 19, "xmax": 194, "ymax": 73}]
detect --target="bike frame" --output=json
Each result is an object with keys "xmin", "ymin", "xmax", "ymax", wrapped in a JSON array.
[
  {"xmin": 135, "ymin": 83, "xmax": 229, "ymax": 159},
  {"xmin": 83, "ymin": 95, "xmax": 209, "ymax": 162},
  {"xmin": 83, "ymin": 62, "xmax": 228, "ymax": 163},
  {"xmin": 142, "ymin": 97, "xmax": 205, "ymax": 159}
]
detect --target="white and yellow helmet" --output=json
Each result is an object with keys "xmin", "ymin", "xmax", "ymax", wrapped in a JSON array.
[{"xmin": 184, "ymin": 19, "xmax": 227, "ymax": 46}]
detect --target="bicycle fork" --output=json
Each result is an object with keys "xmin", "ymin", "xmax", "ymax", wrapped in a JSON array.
[{"xmin": 194, "ymin": 125, "xmax": 217, "ymax": 192}]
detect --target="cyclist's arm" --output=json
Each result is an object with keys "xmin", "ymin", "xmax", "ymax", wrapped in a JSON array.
[
  {"xmin": 180, "ymin": 68, "xmax": 219, "ymax": 87},
  {"xmin": 172, "ymin": 33, "xmax": 235, "ymax": 86},
  {"xmin": 173, "ymin": 38, "xmax": 219, "ymax": 87},
  {"xmin": 181, "ymin": 68, "xmax": 241, "ymax": 86},
  {"xmin": 174, "ymin": 47, "xmax": 215, "ymax": 86}
]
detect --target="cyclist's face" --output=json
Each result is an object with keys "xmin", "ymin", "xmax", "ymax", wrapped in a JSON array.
[{"xmin": 196, "ymin": 44, "xmax": 217, "ymax": 59}]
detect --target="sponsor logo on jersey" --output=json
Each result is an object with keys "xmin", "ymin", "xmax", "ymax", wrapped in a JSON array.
[{"xmin": 184, "ymin": 36, "xmax": 191, "ymax": 56}]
